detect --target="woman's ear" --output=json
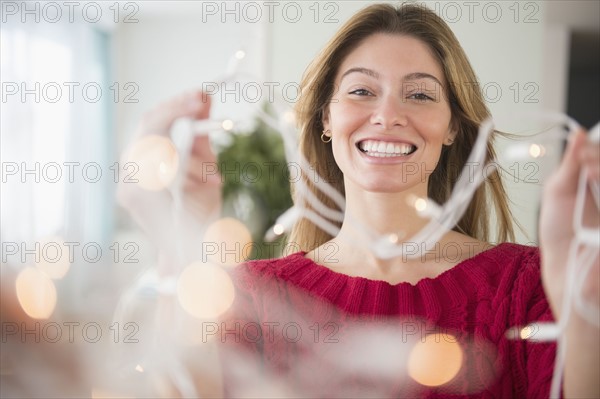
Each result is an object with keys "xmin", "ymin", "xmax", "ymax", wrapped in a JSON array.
[
  {"xmin": 321, "ymin": 107, "xmax": 330, "ymax": 132},
  {"xmin": 444, "ymin": 128, "xmax": 457, "ymax": 146}
]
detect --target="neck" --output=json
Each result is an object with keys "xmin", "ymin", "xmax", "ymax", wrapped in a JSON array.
[{"xmin": 337, "ymin": 181, "xmax": 430, "ymax": 243}]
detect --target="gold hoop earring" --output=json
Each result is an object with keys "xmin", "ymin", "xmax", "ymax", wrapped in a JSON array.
[{"xmin": 321, "ymin": 129, "xmax": 332, "ymax": 143}]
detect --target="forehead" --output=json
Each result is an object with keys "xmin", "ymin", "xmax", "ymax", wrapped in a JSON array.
[{"xmin": 337, "ymin": 33, "xmax": 445, "ymax": 83}]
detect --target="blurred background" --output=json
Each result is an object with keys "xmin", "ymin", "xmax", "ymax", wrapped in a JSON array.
[{"xmin": 1, "ymin": 0, "xmax": 599, "ymax": 396}]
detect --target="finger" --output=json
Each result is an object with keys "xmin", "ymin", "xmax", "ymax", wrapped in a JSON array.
[
  {"xmin": 548, "ymin": 129, "xmax": 587, "ymax": 195},
  {"xmin": 186, "ymin": 153, "xmax": 221, "ymax": 186},
  {"xmin": 190, "ymin": 135, "xmax": 217, "ymax": 161},
  {"xmin": 188, "ymin": 91, "xmax": 211, "ymax": 120},
  {"xmin": 581, "ymin": 142, "xmax": 600, "ymax": 181},
  {"xmin": 139, "ymin": 91, "xmax": 212, "ymax": 135}
]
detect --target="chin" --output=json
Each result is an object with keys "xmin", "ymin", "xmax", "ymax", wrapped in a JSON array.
[{"xmin": 352, "ymin": 176, "xmax": 424, "ymax": 195}]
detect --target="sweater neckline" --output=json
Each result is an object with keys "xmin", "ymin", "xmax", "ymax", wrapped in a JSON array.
[
  {"xmin": 283, "ymin": 243, "xmax": 503, "ymax": 288},
  {"xmin": 273, "ymin": 243, "xmax": 512, "ymax": 316}
]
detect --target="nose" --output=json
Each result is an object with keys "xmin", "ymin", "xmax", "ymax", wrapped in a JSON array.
[{"xmin": 370, "ymin": 95, "xmax": 408, "ymax": 129}]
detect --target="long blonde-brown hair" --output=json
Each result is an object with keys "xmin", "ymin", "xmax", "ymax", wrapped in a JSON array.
[{"xmin": 289, "ymin": 3, "xmax": 515, "ymax": 252}]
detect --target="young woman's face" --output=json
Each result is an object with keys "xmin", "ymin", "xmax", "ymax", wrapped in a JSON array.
[{"xmin": 323, "ymin": 33, "xmax": 455, "ymax": 195}]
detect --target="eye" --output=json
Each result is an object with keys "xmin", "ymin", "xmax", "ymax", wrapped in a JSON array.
[
  {"xmin": 349, "ymin": 88, "xmax": 373, "ymax": 96},
  {"xmin": 408, "ymin": 92, "xmax": 434, "ymax": 102}
]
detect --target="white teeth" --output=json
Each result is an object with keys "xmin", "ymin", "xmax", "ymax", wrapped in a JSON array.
[{"xmin": 358, "ymin": 139, "xmax": 416, "ymax": 156}]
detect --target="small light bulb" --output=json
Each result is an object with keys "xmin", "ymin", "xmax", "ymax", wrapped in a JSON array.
[
  {"xmin": 528, "ymin": 144, "xmax": 545, "ymax": 158},
  {"xmin": 283, "ymin": 111, "xmax": 295, "ymax": 124},
  {"xmin": 273, "ymin": 224, "xmax": 285, "ymax": 235},
  {"xmin": 235, "ymin": 50, "xmax": 245, "ymax": 59},
  {"xmin": 222, "ymin": 119, "xmax": 235, "ymax": 131},
  {"xmin": 135, "ymin": 364, "xmax": 144, "ymax": 373},
  {"xmin": 414, "ymin": 198, "xmax": 427, "ymax": 212},
  {"xmin": 520, "ymin": 326, "xmax": 533, "ymax": 339}
]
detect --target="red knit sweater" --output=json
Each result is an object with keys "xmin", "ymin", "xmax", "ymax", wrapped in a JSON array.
[{"xmin": 219, "ymin": 243, "xmax": 558, "ymax": 398}]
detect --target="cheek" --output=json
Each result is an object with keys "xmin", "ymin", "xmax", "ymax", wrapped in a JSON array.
[
  {"xmin": 419, "ymin": 108, "xmax": 452, "ymax": 142},
  {"xmin": 328, "ymin": 102, "xmax": 366, "ymax": 130}
]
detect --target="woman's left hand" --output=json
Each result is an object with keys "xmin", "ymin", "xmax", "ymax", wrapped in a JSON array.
[
  {"xmin": 539, "ymin": 129, "xmax": 599, "ymax": 315},
  {"xmin": 538, "ymin": 128, "xmax": 599, "ymax": 398}
]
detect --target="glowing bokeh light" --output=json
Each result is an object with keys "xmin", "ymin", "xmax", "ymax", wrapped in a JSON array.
[
  {"xmin": 528, "ymin": 143, "xmax": 545, "ymax": 158},
  {"xmin": 414, "ymin": 198, "xmax": 428, "ymax": 212},
  {"xmin": 202, "ymin": 217, "xmax": 253, "ymax": 267},
  {"xmin": 15, "ymin": 266, "xmax": 57, "ymax": 319},
  {"xmin": 35, "ymin": 236, "xmax": 71, "ymax": 279},
  {"xmin": 408, "ymin": 333, "xmax": 463, "ymax": 387},
  {"xmin": 235, "ymin": 50, "xmax": 245, "ymax": 59},
  {"xmin": 91, "ymin": 389, "xmax": 134, "ymax": 399},
  {"xmin": 124, "ymin": 135, "xmax": 179, "ymax": 191},
  {"xmin": 177, "ymin": 262, "xmax": 235, "ymax": 319}
]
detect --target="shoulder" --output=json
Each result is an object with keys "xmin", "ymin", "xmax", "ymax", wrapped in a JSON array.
[
  {"xmin": 478, "ymin": 243, "xmax": 553, "ymax": 319},
  {"xmin": 473, "ymin": 242, "xmax": 541, "ymax": 283},
  {"xmin": 453, "ymin": 242, "xmax": 542, "ymax": 300},
  {"xmin": 228, "ymin": 251, "xmax": 308, "ymax": 291},
  {"xmin": 479, "ymin": 242, "xmax": 539, "ymax": 266}
]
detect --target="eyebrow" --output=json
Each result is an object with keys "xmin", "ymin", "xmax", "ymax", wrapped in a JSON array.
[
  {"xmin": 341, "ymin": 67, "xmax": 380, "ymax": 80},
  {"xmin": 340, "ymin": 68, "xmax": 443, "ymax": 87}
]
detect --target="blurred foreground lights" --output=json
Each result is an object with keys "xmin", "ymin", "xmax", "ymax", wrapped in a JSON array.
[
  {"xmin": 410, "ymin": 196, "xmax": 442, "ymax": 219},
  {"xmin": 408, "ymin": 333, "xmax": 463, "ymax": 387},
  {"xmin": 177, "ymin": 262, "xmax": 235, "ymax": 319},
  {"xmin": 235, "ymin": 50, "xmax": 246, "ymax": 59},
  {"xmin": 16, "ymin": 266, "xmax": 57, "ymax": 319},
  {"xmin": 135, "ymin": 364, "xmax": 144, "ymax": 373},
  {"xmin": 35, "ymin": 236, "xmax": 71, "ymax": 279},
  {"xmin": 125, "ymin": 134, "xmax": 179, "ymax": 191},
  {"xmin": 528, "ymin": 143, "xmax": 546, "ymax": 158},
  {"xmin": 203, "ymin": 217, "xmax": 253, "ymax": 267},
  {"xmin": 91, "ymin": 389, "xmax": 134, "ymax": 399}
]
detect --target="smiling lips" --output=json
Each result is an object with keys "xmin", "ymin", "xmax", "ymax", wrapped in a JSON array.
[{"xmin": 357, "ymin": 139, "xmax": 417, "ymax": 158}]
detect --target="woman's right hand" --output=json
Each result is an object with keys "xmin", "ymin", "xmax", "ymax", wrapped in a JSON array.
[{"xmin": 117, "ymin": 91, "xmax": 222, "ymax": 263}]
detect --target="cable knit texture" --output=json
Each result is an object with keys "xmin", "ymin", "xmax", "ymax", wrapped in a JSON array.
[{"xmin": 219, "ymin": 243, "xmax": 557, "ymax": 398}]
